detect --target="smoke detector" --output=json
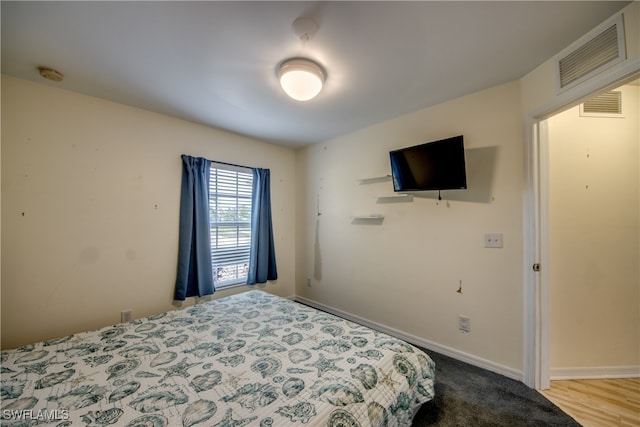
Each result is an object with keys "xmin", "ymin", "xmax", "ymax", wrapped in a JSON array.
[
  {"xmin": 292, "ymin": 17, "xmax": 318, "ymax": 41},
  {"xmin": 38, "ymin": 66, "xmax": 64, "ymax": 82}
]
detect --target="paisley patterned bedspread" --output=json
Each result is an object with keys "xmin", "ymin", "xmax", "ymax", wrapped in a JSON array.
[{"xmin": 1, "ymin": 290, "xmax": 435, "ymax": 426}]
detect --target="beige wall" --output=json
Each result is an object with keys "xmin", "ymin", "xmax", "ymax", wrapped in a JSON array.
[
  {"xmin": 1, "ymin": 76, "xmax": 296, "ymax": 349},
  {"xmin": 296, "ymin": 81, "xmax": 525, "ymax": 375},
  {"xmin": 547, "ymin": 83, "xmax": 639, "ymax": 371}
]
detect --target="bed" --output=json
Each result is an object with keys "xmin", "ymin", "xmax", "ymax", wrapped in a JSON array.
[{"xmin": 1, "ymin": 290, "xmax": 435, "ymax": 426}]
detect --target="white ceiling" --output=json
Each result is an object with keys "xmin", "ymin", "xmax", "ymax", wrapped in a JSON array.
[{"xmin": 1, "ymin": 1, "xmax": 630, "ymax": 147}]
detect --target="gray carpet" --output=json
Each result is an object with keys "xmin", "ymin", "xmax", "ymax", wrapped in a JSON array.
[{"xmin": 412, "ymin": 350, "xmax": 581, "ymax": 427}]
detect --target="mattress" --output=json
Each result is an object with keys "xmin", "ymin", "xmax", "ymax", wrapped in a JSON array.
[{"xmin": 1, "ymin": 290, "xmax": 435, "ymax": 426}]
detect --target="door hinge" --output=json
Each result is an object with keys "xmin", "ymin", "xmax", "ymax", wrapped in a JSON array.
[{"xmin": 533, "ymin": 263, "xmax": 541, "ymax": 272}]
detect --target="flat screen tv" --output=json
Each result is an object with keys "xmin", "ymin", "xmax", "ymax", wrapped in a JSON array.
[{"xmin": 389, "ymin": 135, "xmax": 467, "ymax": 193}]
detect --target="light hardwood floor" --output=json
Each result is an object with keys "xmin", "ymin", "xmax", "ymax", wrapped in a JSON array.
[{"xmin": 539, "ymin": 378, "xmax": 640, "ymax": 427}]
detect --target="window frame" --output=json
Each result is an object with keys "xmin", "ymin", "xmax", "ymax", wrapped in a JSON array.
[{"xmin": 208, "ymin": 162, "xmax": 253, "ymax": 289}]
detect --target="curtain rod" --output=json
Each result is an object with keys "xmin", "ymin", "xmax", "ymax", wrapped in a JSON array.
[
  {"xmin": 211, "ymin": 160, "xmax": 253, "ymax": 170},
  {"xmin": 182, "ymin": 154, "xmax": 255, "ymax": 170}
]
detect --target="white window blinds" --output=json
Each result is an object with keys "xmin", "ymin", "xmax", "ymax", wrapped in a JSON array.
[{"xmin": 209, "ymin": 164, "xmax": 253, "ymax": 287}]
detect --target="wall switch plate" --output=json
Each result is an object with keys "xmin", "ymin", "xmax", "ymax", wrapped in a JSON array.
[
  {"xmin": 458, "ymin": 315, "xmax": 471, "ymax": 333},
  {"xmin": 484, "ymin": 233, "xmax": 503, "ymax": 248}
]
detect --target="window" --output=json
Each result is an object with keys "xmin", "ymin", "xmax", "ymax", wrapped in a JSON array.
[{"xmin": 209, "ymin": 163, "xmax": 253, "ymax": 288}]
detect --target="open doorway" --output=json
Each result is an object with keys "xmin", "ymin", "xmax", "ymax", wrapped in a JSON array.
[
  {"xmin": 530, "ymin": 74, "xmax": 640, "ymax": 391},
  {"xmin": 544, "ymin": 81, "xmax": 639, "ymax": 381},
  {"xmin": 527, "ymin": 79, "xmax": 640, "ymax": 425}
]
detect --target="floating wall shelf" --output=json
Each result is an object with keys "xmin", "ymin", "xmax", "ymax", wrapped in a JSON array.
[
  {"xmin": 351, "ymin": 214, "xmax": 385, "ymax": 225},
  {"xmin": 377, "ymin": 194, "xmax": 413, "ymax": 203},
  {"xmin": 351, "ymin": 214, "xmax": 384, "ymax": 220},
  {"xmin": 357, "ymin": 175, "xmax": 391, "ymax": 185}
]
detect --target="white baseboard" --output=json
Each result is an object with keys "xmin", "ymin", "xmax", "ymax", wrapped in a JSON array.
[
  {"xmin": 294, "ymin": 295, "xmax": 523, "ymax": 382},
  {"xmin": 551, "ymin": 366, "xmax": 640, "ymax": 380}
]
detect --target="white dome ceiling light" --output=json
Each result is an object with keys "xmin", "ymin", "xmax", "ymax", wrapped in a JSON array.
[
  {"xmin": 278, "ymin": 58, "xmax": 325, "ymax": 101},
  {"xmin": 278, "ymin": 17, "xmax": 326, "ymax": 102}
]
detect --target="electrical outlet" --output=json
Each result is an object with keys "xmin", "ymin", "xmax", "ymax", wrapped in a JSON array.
[
  {"xmin": 307, "ymin": 278, "xmax": 312, "ymax": 287},
  {"xmin": 458, "ymin": 315, "xmax": 471, "ymax": 333},
  {"xmin": 484, "ymin": 233, "xmax": 503, "ymax": 248},
  {"xmin": 121, "ymin": 310, "xmax": 133, "ymax": 323}
]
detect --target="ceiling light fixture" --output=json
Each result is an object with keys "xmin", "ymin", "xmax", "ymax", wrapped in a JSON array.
[
  {"xmin": 278, "ymin": 17, "xmax": 326, "ymax": 102},
  {"xmin": 278, "ymin": 58, "xmax": 325, "ymax": 101}
]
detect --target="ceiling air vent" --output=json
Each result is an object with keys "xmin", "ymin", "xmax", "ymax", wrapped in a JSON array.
[
  {"xmin": 580, "ymin": 90, "xmax": 623, "ymax": 117},
  {"xmin": 556, "ymin": 14, "xmax": 626, "ymax": 91}
]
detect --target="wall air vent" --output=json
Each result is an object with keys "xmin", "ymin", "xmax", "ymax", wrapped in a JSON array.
[
  {"xmin": 556, "ymin": 14, "xmax": 626, "ymax": 92},
  {"xmin": 580, "ymin": 90, "xmax": 623, "ymax": 117}
]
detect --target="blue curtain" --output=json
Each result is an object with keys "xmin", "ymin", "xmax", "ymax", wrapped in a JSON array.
[
  {"xmin": 174, "ymin": 155, "xmax": 215, "ymax": 300},
  {"xmin": 248, "ymin": 168, "xmax": 278, "ymax": 285}
]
